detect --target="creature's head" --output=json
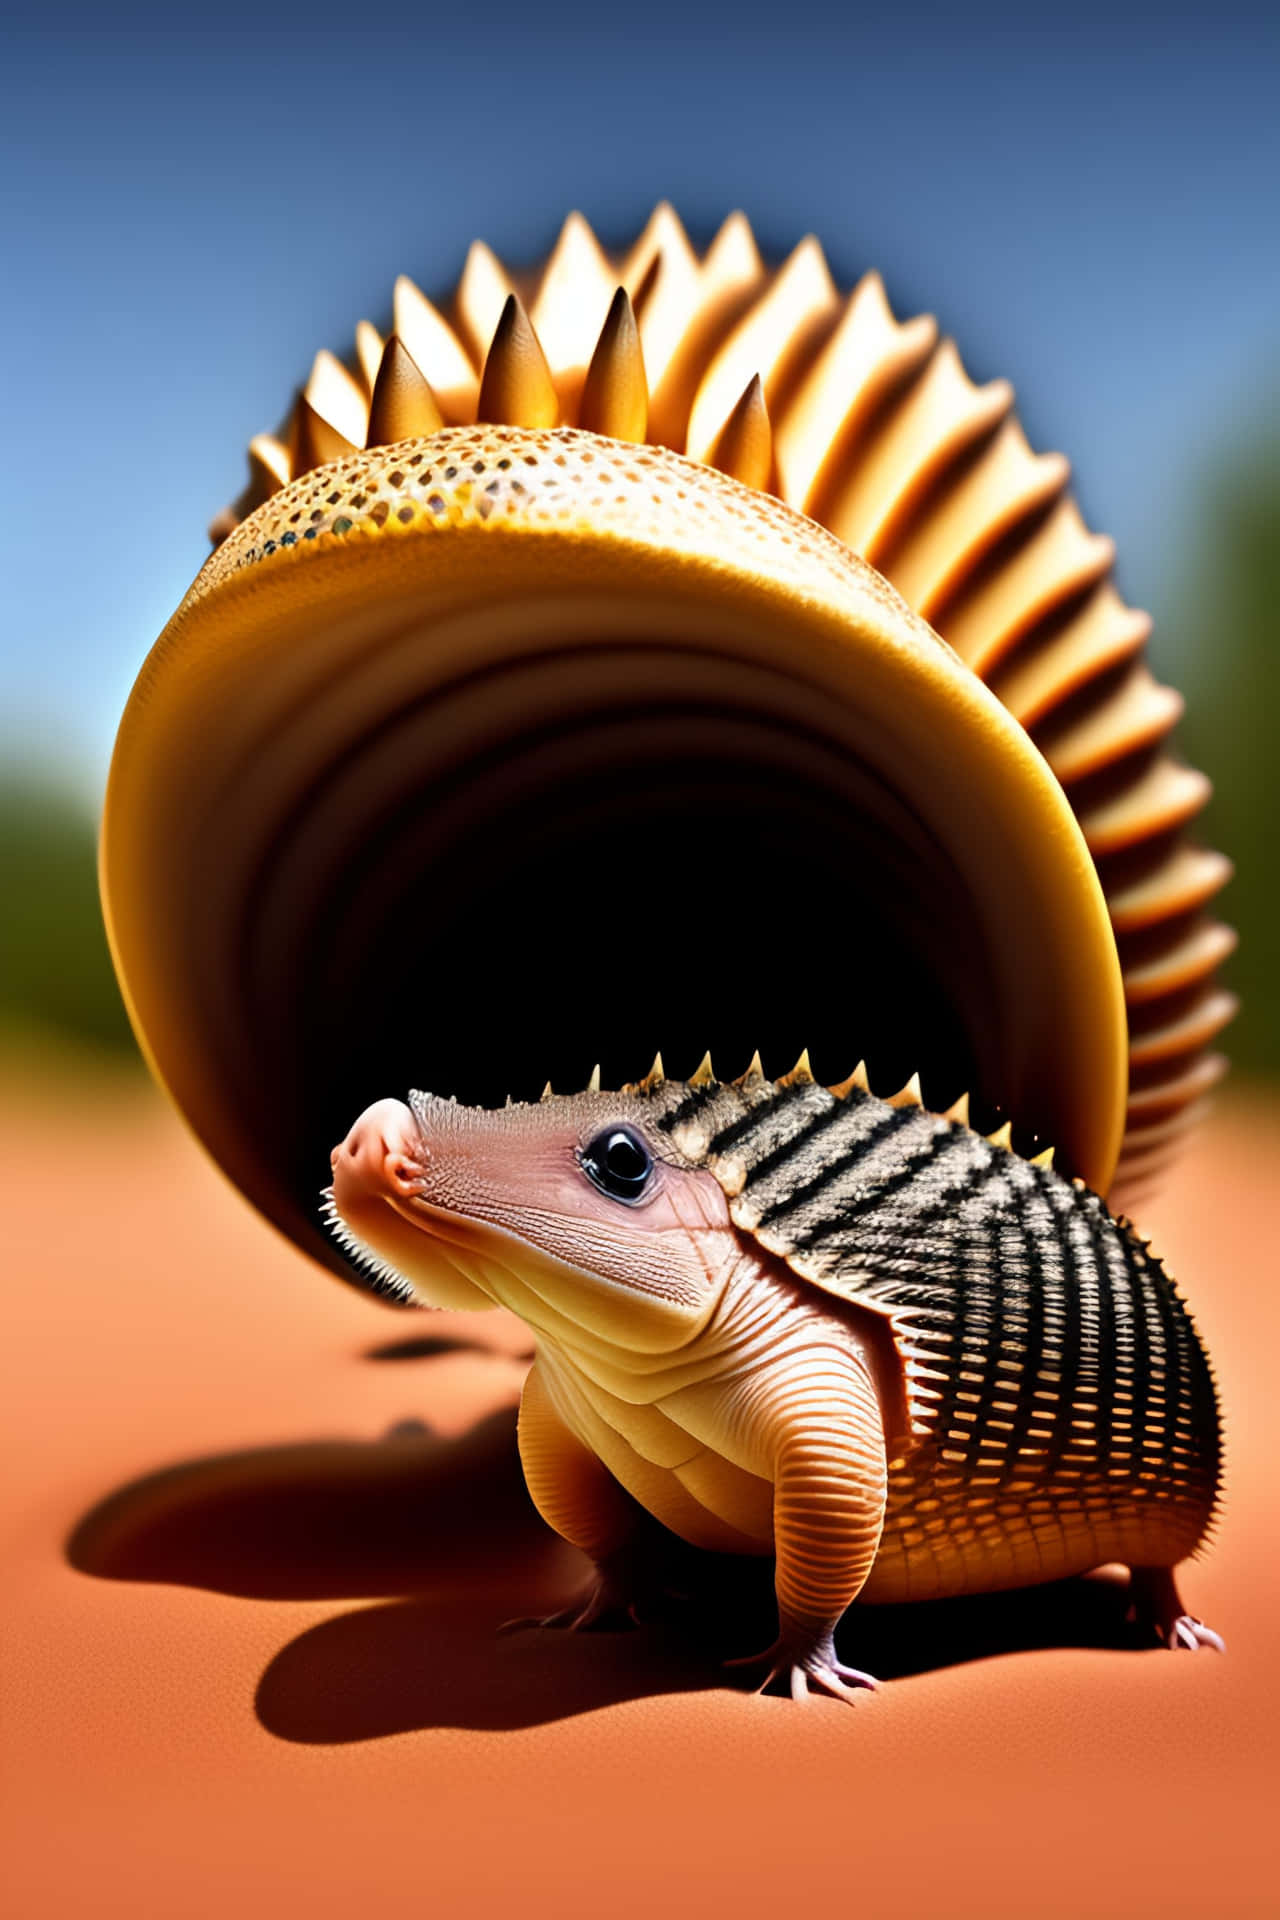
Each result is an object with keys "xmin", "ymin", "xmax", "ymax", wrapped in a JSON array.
[{"xmin": 325, "ymin": 1080, "xmax": 739, "ymax": 1353}]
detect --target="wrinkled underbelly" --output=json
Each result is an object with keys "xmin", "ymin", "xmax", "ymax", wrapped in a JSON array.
[
  {"xmin": 542, "ymin": 1353, "xmax": 776, "ymax": 1557},
  {"xmin": 620, "ymin": 1445, "xmax": 776, "ymax": 1557}
]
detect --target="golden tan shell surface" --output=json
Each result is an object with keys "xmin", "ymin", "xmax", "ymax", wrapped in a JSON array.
[{"xmin": 210, "ymin": 204, "xmax": 1232, "ymax": 1201}]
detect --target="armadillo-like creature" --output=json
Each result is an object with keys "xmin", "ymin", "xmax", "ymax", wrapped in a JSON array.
[{"xmin": 326, "ymin": 1056, "xmax": 1222, "ymax": 1703}]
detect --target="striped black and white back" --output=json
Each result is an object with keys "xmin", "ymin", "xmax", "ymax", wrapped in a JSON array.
[{"xmin": 647, "ymin": 1072, "xmax": 1221, "ymax": 1581}]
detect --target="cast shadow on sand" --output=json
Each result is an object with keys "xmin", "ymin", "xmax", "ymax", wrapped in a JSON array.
[
  {"xmin": 364, "ymin": 1332, "xmax": 536, "ymax": 1364},
  {"xmin": 68, "ymin": 1378, "xmax": 1143, "ymax": 1744}
]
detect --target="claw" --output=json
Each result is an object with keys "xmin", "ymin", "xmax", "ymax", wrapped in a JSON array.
[
  {"xmin": 498, "ymin": 1595, "xmax": 641, "ymax": 1635},
  {"xmin": 497, "ymin": 1559, "xmax": 657, "ymax": 1636},
  {"xmin": 1170, "ymin": 1615, "xmax": 1226, "ymax": 1653},
  {"xmin": 1128, "ymin": 1567, "xmax": 1224, "ymax": 1654},
  {"xmin": 728, "ymin": 1659, "xmax": 785, "ymax": 1697},
  {"xmin": 724, "ymin": 1636, "xmax": 879, "ymax": 1705}
]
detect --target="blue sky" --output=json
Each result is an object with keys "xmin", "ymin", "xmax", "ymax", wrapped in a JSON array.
[{"xmin": 3, "ymin": 2, "xmax": 1277, "ymax": 799}]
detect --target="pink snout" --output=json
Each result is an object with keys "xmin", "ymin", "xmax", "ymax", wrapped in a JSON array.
[{"xmin": 330, "ymin": 1097, "xmax": 424, "ymax": 1202}]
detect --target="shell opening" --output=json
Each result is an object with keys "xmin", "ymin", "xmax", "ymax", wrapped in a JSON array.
[{"xmin": 102, "ymin": 447, "xmax": 1127, "ymax": 1286}]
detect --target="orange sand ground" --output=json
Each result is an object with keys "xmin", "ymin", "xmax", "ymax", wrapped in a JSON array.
[{"xmin": 3, "ymin": 1068, "xmax": 1278, "ymax": 1918}]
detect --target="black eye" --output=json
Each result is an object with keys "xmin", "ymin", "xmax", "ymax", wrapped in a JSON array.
[{"xmin": 580, "ymin": 1126, "xmax": 654, "ymax": 1203}]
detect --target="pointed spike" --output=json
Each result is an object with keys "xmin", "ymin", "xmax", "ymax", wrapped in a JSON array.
[
  {"xmin": 702, "ymin": 210, "xmax": 765, "ymax": 284},
  {"xmin": 621, "ymin": 204, "xmax": 698, "ymax": 389},
  {"xmin": 640, "ymin": 1050, "xmax": 665, "ymax": 1089},
  {"xmin": 249, "ymin": 432, "xmax": 291, "ymax": 491},
  {"xmin": 208, "ymin": 432, "xmax": 293, "ymax": 542},
  {"xmin": 1030, "ymin": 1145, "xmax": 1056, "ymax": 1170},
  {"xmin": 578, "ymin": 287, "xmax": 648, "ymax": 442},
  {"xmin": 622, "ymin": 200, "xmax": 694, "ymax": 291},
  {"xmin": 305, "ymin": 347, "xmax": 368, "ymax": 446},
  {"xmin": 687, "ymin": 234, "xmax": 834, "ymax": 464},
  {"xmin": 586, "ymin": 1063, "xmax": 602, "ymax": 1093},
  {"xmin": 780, "ymin": 1047, "xmax": 814, "ymax": 1087},
  {"xmin": 477, "ymin": 294, "xmax": 559, "ymax": 428},
  {"xmin": 689, "ymin": 1051, "xmax": 715, "ymax": 1087},
  {"xmin": 456, "ymin": 238, "xmax": 515, "ymax": 365},
  {"xmin": 531, "ymin": 210, "xmax": 615, "ymax": 372},
  {"xmin": 355, "ymin": 320, "xmax": 384, "ymax": 393},
  {"xmin": 504, "ymin": 1093, "xmax": 514, "ymax": 1109},
  {"xmin": 888, "ymin": 1071, "xmax": 923, "ymax": 1109},
  {"xmin": 987, "ymin": 1120, "xmax": 1014, "ymax": 1151},
  {"xmin": 828, "ymin": 1062, "xmax": 871, "ymax": 1100},
  {"xmin": 735, "ymin": 1049, "xmax": 765, "ymax": 1086},
  {"xmin": 366, "ymin": 334, "xmax": 445, "ymax": 447},
  {"xmin": 629, "ymin": 246, "xmax": 662, "ymax": 322},
  {"xmin": 291, "ymin": 392, "xmax": 361, "ymax": 475},
  {"xmin": 943, "ymin": 1090, "xmax": 971, "ymax": 1127},
  {"xmin": 540, "ymin": 1080, "xmax": 554, "ymax": 1103},
  {"xmin": 705, "ymin": 373, "xmax": 775, "ymax": 492},
  {"xmin": 393, "ymin": 275, "xmax": 477, "ymax": 406}
]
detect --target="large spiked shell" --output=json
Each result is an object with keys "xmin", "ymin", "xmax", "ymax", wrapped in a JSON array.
[{"xmin": 101, "ymin": 207, "xmax": 1233, "ymax": 1280}]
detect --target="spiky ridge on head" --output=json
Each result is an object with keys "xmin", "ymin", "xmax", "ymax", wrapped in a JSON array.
[{"xmin": 623, "ymin": 1049, "xmax": 1045, "ymax": 1208}]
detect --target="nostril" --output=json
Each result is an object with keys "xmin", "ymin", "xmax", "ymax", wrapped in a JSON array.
[{"xmin": 387, "ymin": 1153, "xmax": 420, "ymax": 1194}]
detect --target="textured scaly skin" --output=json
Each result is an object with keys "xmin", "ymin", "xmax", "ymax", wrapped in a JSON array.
[
  {"xmin": 326, "ymin": 1070, "xmax": 1222, "ymax": 1696},
  {"xmin": 647, "ymin": 1071, "xmax": 1220, "ymax": 1605}
]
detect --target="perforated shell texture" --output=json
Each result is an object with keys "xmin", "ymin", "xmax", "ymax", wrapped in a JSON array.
[
  {"xmin": 649, "ymin": 1073, "xmax": 1220, "ymax": 1595},
  {"xmin": 198, "ymin": 427, "xmax": 924, "ymax": 635}
]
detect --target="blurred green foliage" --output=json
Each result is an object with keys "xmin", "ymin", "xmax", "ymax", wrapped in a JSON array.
[
  {"xmin": 1171, "ymin": 425, "xmax": 1280, "ymax": 1081},
  {"xmin": 0, "ymin": 775, "xmax": 140, "ymax": 1062}
]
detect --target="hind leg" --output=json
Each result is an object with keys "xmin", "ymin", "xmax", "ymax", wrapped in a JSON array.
[{"xmin": 1128, "ymin": 1565, "xmax": 1224, "ymax": 1652}]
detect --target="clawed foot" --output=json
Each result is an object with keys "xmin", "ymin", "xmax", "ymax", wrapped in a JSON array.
[
  {"xmin": 499, "ymin": 1580, "xmax": 644, "ymax": 1636},
  {"xmin": 724, "ymin": 1630, "xmax": 878, "ymax": 1705},
  {"xmin": 1127, "ymin": 1566, "xmax": 1225, "ymax": 1654},
  {"xmin": 499, "ymin": 1548, "xmax": 685, "ymax": 1636}
]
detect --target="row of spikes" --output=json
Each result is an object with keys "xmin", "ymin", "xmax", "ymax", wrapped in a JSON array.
[
  {"xmin": 237, "ymin": 285, "xmax": 775, "ymax": 527},
  {"xmin": 535, "ymin": 1050, "xmax": 1054, "ymax": 1169}
]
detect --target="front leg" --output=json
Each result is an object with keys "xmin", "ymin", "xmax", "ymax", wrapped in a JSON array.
[
  {"xmin": 505, "ymin": 1359, "xmax": 650, "ymax": 1632},
  {"xmin": 723, "ymin": 1346, "xmax": 888, "ymax": 1703}
]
